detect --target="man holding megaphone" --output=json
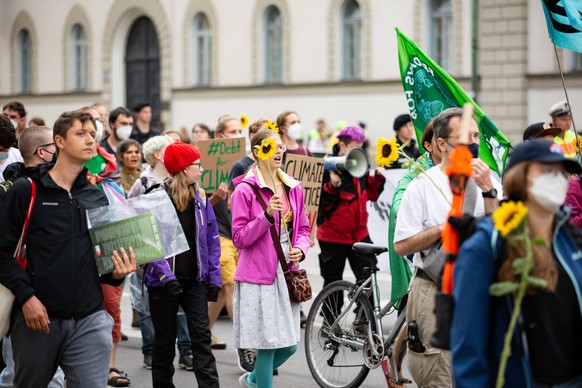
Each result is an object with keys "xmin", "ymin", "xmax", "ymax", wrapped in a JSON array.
[{"xmin": 317, "ymin": 125, "xmax": 386, "ymax": 294}]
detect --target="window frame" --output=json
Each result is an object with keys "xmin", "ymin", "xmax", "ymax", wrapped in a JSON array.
[
  {"xmin": 70, "ymin": 23, "xmax": 88, "ymax": 92},
  {"xmin": 264, "ymin": 5, "xmax": 283, "ymax": 84},
  {"xmin": 192, "ymin": 12, "xmax": 212, "ymax": 86}
]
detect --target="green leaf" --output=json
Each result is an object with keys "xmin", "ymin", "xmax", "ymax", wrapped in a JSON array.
[
  {"xmin": 531, "ymin": 237, "xmax": 548, "ymax": 247},
  {"xmin": 512, "ymin": 258, "xmax": 533, "ymax": 275},
  {"xmin": 524, "ymin": 276, "xmax": 548, "ymax": 289},
  {"xmin": 489, "ymin": 281, "xmax": 519, "ymax": 296}
]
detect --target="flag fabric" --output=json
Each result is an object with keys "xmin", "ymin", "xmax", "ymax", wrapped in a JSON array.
[
  {"xmin": 542, "ymin": 0, "xmax": 582, "ymax": 53},
  {"xmin": 396, "ymin": 28, "xmax": 512, "ymax": 175}
]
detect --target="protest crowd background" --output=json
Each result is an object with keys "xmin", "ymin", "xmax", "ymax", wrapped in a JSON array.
[{"xmin": 1, "ymin": 1, "xmax": 582, "ymax": 388}]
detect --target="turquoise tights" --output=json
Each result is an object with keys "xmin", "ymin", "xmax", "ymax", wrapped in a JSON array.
[{"xmin": 248, "ymin": 344, "xmax": 298, "ymax": 387}]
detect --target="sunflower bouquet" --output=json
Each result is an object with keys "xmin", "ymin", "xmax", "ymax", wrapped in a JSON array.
[
  {"xmin": 489, "ymin": 201, "xmax": 549, "ymax": 388},
  {"xmin": 375, "ymin": 137, "xmax": 451, "ymax": 205}
]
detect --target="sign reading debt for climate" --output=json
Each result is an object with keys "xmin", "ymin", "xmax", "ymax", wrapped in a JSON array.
[
  {"xmin": 284, "ymin": 155, "xmax": 324, "ymax": 234},
  {"xmin": 198, "ymin": 138, "xmax": 246, "ymax": 192}
]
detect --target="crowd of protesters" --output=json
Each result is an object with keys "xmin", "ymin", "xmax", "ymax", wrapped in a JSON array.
[{"xmin": 0, "ymin": 97, "xmax": 581, "ymax": 388}]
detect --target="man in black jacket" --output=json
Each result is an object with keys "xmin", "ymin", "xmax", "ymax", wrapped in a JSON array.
[
  {"xmin": 0, "ymin": 110, "xmax": 136, "ymax": 388},
  {"xmin": 388, "ymin": 114, "xmax": 421, "ymax": 169}
]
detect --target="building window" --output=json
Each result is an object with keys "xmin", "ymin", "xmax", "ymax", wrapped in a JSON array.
[
  {"xmin": 264, "ymin": 6, "xmax": 282, "ymax": 84},
  {"xmin": 573, "ymin": 53, "xmax": 582, "ymax": 72},
  {"xmin": 192, "ymin": 13, "xmax": 212, "ymax": 86},
  {"xmin": 71, "ymin": 24, "xmax": 87, "ymax": 91},
  {"xmin": 18, "ymin": 29, "xmax": 32, "ymax": 93},
  {"xmin": 430, "ymin": 0, "xmax": 453, "ymax": 72},
  {"xmin": 342, "ymin": 0, "xmax": 362, "ymax": 80}
]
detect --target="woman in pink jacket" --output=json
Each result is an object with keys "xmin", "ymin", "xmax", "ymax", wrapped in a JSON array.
[{"xmin": 231, "ymin": 129, "xmax": 311, "ymax": 387}]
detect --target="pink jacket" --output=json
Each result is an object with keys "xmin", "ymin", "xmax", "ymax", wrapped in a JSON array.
[{"xmin": 231, "ymin": 167, "xmax": 311, "ymax": 284}]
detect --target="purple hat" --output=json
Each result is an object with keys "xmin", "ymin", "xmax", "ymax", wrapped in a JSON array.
[{"xmin": 336, "ymin": 125, "xmax": 365, "ymax": 143}]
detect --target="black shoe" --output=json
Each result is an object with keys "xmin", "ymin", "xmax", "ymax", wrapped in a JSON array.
[
  {"xmin": 179, "ymin": 350, "xmax": 194, "ymax": 371},
  {"xmin": 121, "ymin": 332, "xmax": 128, "ymax": 341},
  {"xmin": 237, "ymin": 348, "xmax": 255, "ymax": 373},
  {"xmin": 143, "ymin": 352, "xmax": 153, "ymax": 369},
  {"xmin": 273, "ymin": 368, "xmax": 279, "ymax": 376}
]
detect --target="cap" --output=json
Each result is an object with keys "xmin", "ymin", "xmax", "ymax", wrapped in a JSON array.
[
  {"xmin": 393, "ymin": 114, "xmax": 412, "ymax": 131},
  {"xmin": 504, "ymin": 139, "xmax": 581, "ymax": 175},
  {"xmin": 336, "ymin": 125, "xmax": 366, "ymax": 143},
  {"xmin": 522, "ymin": 122, "xmax": 562, "ymax": 142},
  {"xmin": 548, "ymin": 100, "xmax": 570, "ymax": 117},
  {"xmin": 163, "ymin": 142, "xmax": 201, "ymax": 175}
]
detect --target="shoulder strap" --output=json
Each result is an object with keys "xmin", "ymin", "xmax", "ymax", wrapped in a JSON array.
[
  {"xmin": 242, "ymin": 181, "xmax": 289, "ymax": 272},
  {"xmin": 15, "ymin": 178, "xmax": 36, "ymax": 269}
]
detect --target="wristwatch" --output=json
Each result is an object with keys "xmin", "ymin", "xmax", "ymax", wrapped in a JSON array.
[{"xmin": 482, "ymin": 188, "xmax": 498, "ymax": 198}]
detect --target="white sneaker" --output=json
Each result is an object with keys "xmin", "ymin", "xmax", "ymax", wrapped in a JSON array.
[{"xmin": 238, "ymin": 372, "xmax": 257, "ymax": 388}]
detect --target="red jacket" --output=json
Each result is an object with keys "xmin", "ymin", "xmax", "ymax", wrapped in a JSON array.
[{"xmin": 316, "ymin": 168, "xmax": 385, "ymax": 244}]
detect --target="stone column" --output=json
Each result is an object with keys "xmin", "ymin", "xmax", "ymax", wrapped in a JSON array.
[{"xmin": 478, "ymin": 0, "xmax": 528, "ymax": 142}]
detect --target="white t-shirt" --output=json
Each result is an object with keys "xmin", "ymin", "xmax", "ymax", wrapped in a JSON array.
[
  {"xmin": 393, "ymin": 164, "xmax": 502, "ymax": 269},
  {"xmin": 0, "ymin": 148, "xmax": 24, "ymax": 181}
]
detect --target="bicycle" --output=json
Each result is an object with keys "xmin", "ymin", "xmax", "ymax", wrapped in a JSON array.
[{"xmin": 304, "ymin": 242, "xmax": 411, "ymax": 388}]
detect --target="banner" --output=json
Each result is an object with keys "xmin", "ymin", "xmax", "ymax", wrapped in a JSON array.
[
  {"xmin": 284, "ymin": 155, "xmax": 324, "ymax": 238},
  {"xmin": 396, "ymin": 28, "xmax": 512, "ymax": 175},
  {"xmin": 542, "ymin": 0, "xmax": 582, "ymax": 53},
  {"xmin": 198, "ymin": 138, "xmax": 246, "ymax": 191}
]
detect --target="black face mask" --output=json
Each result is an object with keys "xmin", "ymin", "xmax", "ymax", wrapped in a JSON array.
[
  {"xmin": 468, "ymin": 143, "xmax": 479, "ymax": 158},
  {"xmin": 40, "ymin": 150, "xmax": 57, "ymax": 164}
]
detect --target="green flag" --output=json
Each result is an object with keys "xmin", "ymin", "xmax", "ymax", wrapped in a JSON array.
[{"xmin": 396, "ymin": 28, "xmax": 512, "ymax": 175}]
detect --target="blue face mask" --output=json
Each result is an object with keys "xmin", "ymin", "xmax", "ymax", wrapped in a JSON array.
[
  {"xmin": 468, "ymin": 143, "xmax": 479, "ymax": 158},
  {"xmin": 0, "ymin": 151, "xmax": 8, "ymax": 161}
]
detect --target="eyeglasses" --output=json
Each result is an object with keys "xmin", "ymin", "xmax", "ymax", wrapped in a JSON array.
[
  {"xmin": 190, "ymin": 162, "xmax": 202, "ymax": 169},
  {"xmin": 33, "ymin": 142, "xmax": 55, "ymax": 156},
  {"xmin": 276, "ymin": 145, "xmax": 287, "ymax": 152}
]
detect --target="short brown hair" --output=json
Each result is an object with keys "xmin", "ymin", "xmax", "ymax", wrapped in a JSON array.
[
  {"xmin": 276, "ymin": 111, "xmax": 297, "ymax": 132},
  {"xmin": 53, "ymin": 110, "xmax": 95, "ymax": 141}
]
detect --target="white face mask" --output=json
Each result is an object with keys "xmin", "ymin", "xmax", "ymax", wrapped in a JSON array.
[
  {"xmin": 94, "ymin": 120, "xmax": 104, "ymax": 143},
  {"xmin": 287, "ymin": 123, "xmax": 302, "ymax": 141},
  {"xmin": 10, "ymin": 119, "xmax": 18, "ymax": 129},
  {"xmin": 116, "ymin": 125, "xmax": 132, "ymax": 141},
  {"xmin": 529, "ymin": 171, "xmax": 569, "ymax": 212}
]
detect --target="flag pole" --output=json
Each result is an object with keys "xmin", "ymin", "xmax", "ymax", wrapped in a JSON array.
[{"xmin": 552, "ymin": 44, "xmax": 582, "ymax": 160}]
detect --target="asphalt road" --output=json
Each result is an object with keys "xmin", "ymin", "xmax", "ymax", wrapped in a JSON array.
[{"xmin": 115, "ymin": 244, "xmax": 417, "ymax": 388}]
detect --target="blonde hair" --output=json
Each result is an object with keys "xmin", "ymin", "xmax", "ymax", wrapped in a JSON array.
[
  {"xmin": 215, "ymin": 114, "xmax": 238, "ymax": 137},
  {"xmin": 165, "ymin": 171, "xmax": 196, "ymax": 213},
  {"xmin": 142, "ymin": 135, "xmax": 173, "ymax": 167}
]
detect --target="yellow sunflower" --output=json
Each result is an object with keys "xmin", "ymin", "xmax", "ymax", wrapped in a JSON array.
[
  {"xmin": 492, "ymin": 201, "xmax": 528, "ymax": 237},
  {"xmin": 577, "ymin": 135, "xmax": 582, "ymax": 151},
  {"xmin": 266, "ymin": 120, "xmax": 279, "ymax": 133},
  {"xmin": 255, "ymin": 136, "xmax": 277, "ymax": 161},
  {"xmin": 240, "ymin": 115, "xmax": 249, "ymax": 128},
  {"xmin": 375, "ymin": 137, "xmax": 399, "ymax": 167}
]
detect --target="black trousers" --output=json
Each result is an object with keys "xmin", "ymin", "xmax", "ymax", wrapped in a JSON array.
[
  {"xmin": 319, "ymin": 235, "xmax": 373, "ymax": 287},
  {"xmin": 148, "ymin": 281, "xmax": 219, "ymax": 388},
  {"xmin": 319, "ymin": 236, "xmax": 373, "ymax": 317}
]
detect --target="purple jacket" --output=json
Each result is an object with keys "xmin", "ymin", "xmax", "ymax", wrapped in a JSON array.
[
  {"xmin": 231, "ymin": 167, "xmax": 311, "ymax": 284},
  {"xmin": 144, "ymin": 188, "xmax": 222, "ymax": 288},
  {"xmin": 565, "ymin": 176, "xmax": 582, "ymax": 229}
]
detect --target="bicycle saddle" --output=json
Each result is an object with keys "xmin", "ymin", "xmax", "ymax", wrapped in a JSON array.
[{"xmin": 352, "ymin": 243, "xmax": 388, "ymax": 256}]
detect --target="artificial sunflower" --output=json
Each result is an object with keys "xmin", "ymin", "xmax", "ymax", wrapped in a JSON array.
[
  {"xmin": 255, "ymin": 136, "xmax": 277, "ymax": 161},
  {"xmin": 375, "ymin": 137, "xmax": 399, "ymax": 167},
  {"xmin": 240, "ymin": 115, "xmax": 249, "ymax": 128},
  {"xmin": 492, "ymin": 201, "xmax": 528, "ymax": 237},
  {"xmin": 266, "ymin": 120, "xmax": 279, "ymax": 133}
]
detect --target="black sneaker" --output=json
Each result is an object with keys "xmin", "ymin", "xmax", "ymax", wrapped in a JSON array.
[
  {"xmin": 179, "ymin": 350, "xmax": 194, "ymax": 371},
  {"xmin": 237, "ymin": 348, "xmax": 255, "ymax": 373},
  {"xmin": 143, "ymin": 352, "xmax": 153, "ymax": 369}
]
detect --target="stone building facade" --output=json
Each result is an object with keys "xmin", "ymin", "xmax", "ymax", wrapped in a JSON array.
[{"xmin": 0, "ymin": 0, "xmax": 579, "ymax": 144}]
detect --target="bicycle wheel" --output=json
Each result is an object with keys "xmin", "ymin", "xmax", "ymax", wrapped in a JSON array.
[{"xmin": 305, "ymin": 280, "xmax": 376, "ymax": 388}]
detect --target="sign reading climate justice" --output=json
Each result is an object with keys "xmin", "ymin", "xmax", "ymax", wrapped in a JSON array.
[
  {"xmin": 284, "ymin": 155, "xmax": 324, "ymax": 234},
  {"xmin": 198, "ymin": 138, "xmax": 246, "ymax": 192}
]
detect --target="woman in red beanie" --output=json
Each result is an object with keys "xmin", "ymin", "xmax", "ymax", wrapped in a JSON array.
[{"xmin": 144, "ymin": 142, "xmax": 222, "ymax": 388}]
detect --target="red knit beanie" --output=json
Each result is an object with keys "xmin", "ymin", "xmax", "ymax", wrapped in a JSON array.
[{"xmin": 163, "ymin": 142, "xmax": 201, "ymax": 175}]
